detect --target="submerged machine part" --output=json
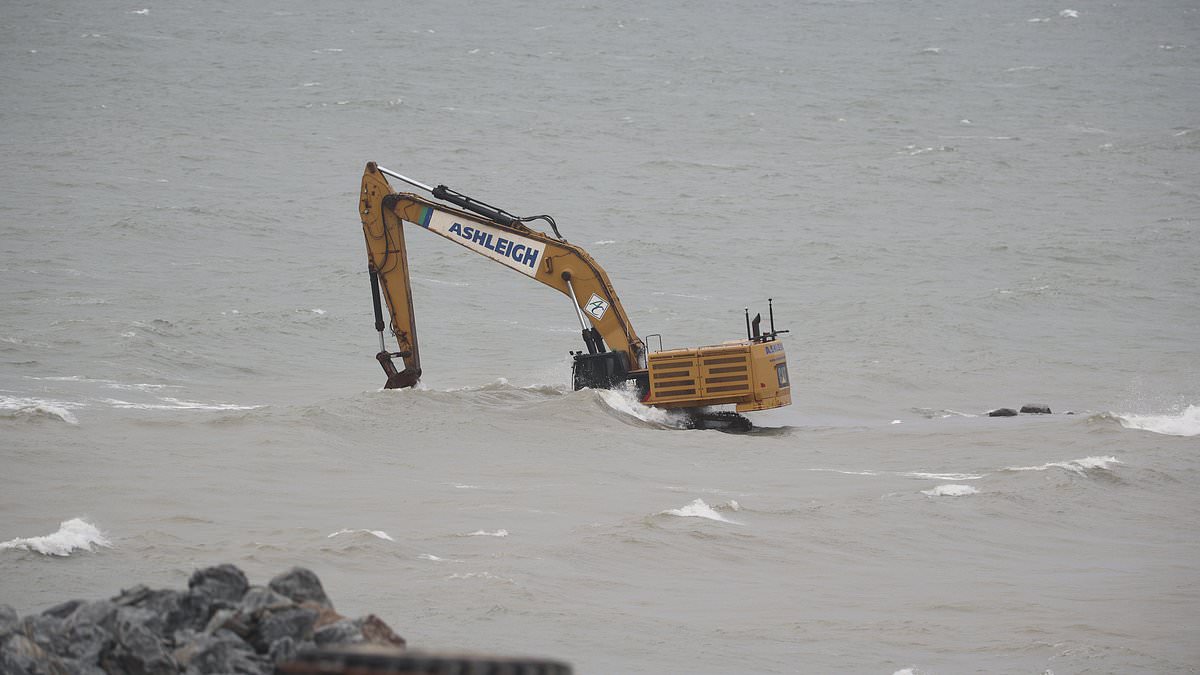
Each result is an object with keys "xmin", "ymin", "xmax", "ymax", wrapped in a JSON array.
[{"xmin": 358, "ymin": 161, "xmax": 790, "ymax": 426}]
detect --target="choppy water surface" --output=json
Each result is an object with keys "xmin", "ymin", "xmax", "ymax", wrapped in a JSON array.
[{"xmin": 2, "ymin": 0, "xmax": 1198, "ymax": 672}]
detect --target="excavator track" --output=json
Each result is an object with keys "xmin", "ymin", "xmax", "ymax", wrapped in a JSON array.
[{"xmin": 685, "ymin": 411, "xmax": 753, "ymax": 433}]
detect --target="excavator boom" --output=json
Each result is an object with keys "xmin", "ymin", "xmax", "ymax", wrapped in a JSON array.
[{"xmin": 357, "ymin": 161, "xmax": 791, "ymax": 418}]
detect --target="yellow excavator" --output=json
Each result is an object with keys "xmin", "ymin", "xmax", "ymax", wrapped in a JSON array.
[{"xmin": 358, "ymin": 162, "xmax": 790, "ymax": 429}]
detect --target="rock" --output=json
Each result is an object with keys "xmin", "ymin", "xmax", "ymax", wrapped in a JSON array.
[
  {"xmin": 203, "ymin": 608, "xmax": 251, "ymax": 639},
  {"xmin": 65, "ymin": 600, "xmax": 118, "ymax": 631},
  {"xmin": 306, "ymin": 602, "xmax": 346, "ymax": 631},
  {"xmin": 252, "ymin": 607, "xmax": 318, "ymax": 653},
  {"xmin": 359, "ymin": 615, "xmax": 406, "ymax": 649},
  {"xmin": 1020, "ymin": 403, "xmax": 1051, "ymax": 414},
  {"xmin": 0, "ymin": 605, "xmax": 18, "ymax": 638},
  {"xmin": 188, "ymin": 564, "xmax": 250, "ymax": 604},
  {"xmin": 268, "ymin": 568, "xmax": 332, "ymax": 609},
  {"xmin": 0, "ymin": 633, "xmax": 56, "ymax": 674},
  {"xmin": 313, "ymin": 615, "xmax": 405, "ymax": 649},
  {"xmin": 237, "ymin": 587, "xmax": 295, "ymax": 616},
  {"xmin": 3, "ymin": 566, "xmax": 405, "ymax": 675},
  {"xmin": 988, "ymin": 407, "xmax": 1018, "ymax": 417},
  {"xmin": 41, "ymin": 599, "xmax": 85, "ymax": 619},
  {"xmin": 56, "ymin": 621, "xmax": 111, "ymax": 664},
  {"xmin": 101, "ymin": 606, "xmax": 177, "ymax": 675},
  {"xmin": 17, "ymin": 613, "xmax": 65, "ymax": 653},
  {"xmin": 313, "ymin": 619, "xmax": 364, "ymax": 647},
  {"xmin": 174, "ymin": 629, "xmax": 267, "ymax": 675},
  {"xmin": 266, "ymin": 636, "xmax": 314, "ymax": 665}
]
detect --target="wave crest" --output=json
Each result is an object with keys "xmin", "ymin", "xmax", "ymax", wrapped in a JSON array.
[
  {"xmin": 0, "ymin": 518, "xmax": 111, "ymax": 556},
  {"xmin": 0, "ymin": 396, "xmax": 79, "ymax": 424},
  {"xmin": 1114, "ymin": 405, "xmax": 1200, "ymax": 437},
  {"xmin": 1004, "ymin": 456, "xmax": 1122, "ymax": 475},
  {"xmin": 660, "ymin": 498, "xmax": 742, "ymax": 524}
]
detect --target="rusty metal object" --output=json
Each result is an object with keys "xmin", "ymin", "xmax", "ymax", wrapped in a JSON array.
[{"xmin": 376, "ymin": 351, "xmax": 420, "ymax": 389}]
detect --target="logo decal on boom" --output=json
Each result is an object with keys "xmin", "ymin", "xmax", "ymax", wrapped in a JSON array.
[
  {"xmin": 412, "ymin": 210, "xmax": 547, "ymax": 278},
  {"xmin": 585, "ymin": 293, "xmax": 610, "ymax": 321}
]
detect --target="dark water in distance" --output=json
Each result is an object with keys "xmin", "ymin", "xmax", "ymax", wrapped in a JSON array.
[{"xmin": 2, "ymin": 1, "xmax": 1198, "ymax": 672}]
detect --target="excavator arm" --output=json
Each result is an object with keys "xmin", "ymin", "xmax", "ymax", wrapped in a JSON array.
[{"xmin": 359, "ymin": 162, "xmax": 646, "ymax": 389}]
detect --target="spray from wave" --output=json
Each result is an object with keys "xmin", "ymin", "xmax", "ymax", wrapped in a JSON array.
[
  {"xmin": 660, "ymin": 498, "xmax": 743, "ymax": 524},
  {"xmin": 596, "ymin": 382, "xmax": 689, "ymax": 428},
  {"xmin": 1114, "ymin": 405, "xmax": 1200, "ymax": 437},
  {"xmin": 0, "ymin": 518, "xmax": 111, "ymax": 556}
]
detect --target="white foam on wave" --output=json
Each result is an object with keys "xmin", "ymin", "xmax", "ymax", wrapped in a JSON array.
[
  {"xmin": 922, "ymin": 484, "xmax": 980, "ymax": 497},
  {"xmin": 1115, "ymin": 405, "xmax": 1200, "ymax": 437},
  {"xmin": 327, "ymin": 528, "xmax": 394, "ymax": 541},
  {"xmin": 661, "ymin": 498, "xmax": 742, "ymax": 525},
  {"xmin": 102, "ymin": 397, "xmax": 262, "ymax": 411},
  {"xmin": 596, "ymin": 383, "xmax": 689, "ymax": 428},
  {"xmin": 1006, "ymin": 456, "xmax": 1122, "ymax": 475},
  {"xmin": 446, "ymin": 571, "xmax": 513, "ymax": 583},
  {"xmin": 1, "ymin": 395, "xmax": 80, "ymax": 424},
  {"xmin": 0, "ymin": 518, "xmax": 111, "ymax": 556},
  {"xmin": 902, "ymin": 471, "xmax": 985, "ymax": 481},
  {"xmin": 466, "ymin": 529, "xmax": 509, "ymax": 537}
]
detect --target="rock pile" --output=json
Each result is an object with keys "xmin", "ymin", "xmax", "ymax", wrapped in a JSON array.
[{"xmin": 0, "ymin": 564, "xmax": 404, "ymax": 674}]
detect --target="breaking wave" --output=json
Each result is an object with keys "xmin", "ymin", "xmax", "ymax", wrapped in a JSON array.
[
  {"xmin": 0, "ymin": 395, "xmax": 79, "ymax": 424},
  {"xmin": 465, "ymin": 529, "xmax": 509, "ymax": 537},
  {"xmin": 0, "ymin": 518, "xmax": 111, "ymax": 556},
  {"xmin": 1004, "ymin": 456, "xmax": 1122, "ymax": 475},
  {"xmin": 660, "ymin": 498, "xmax": 742, "ymax": 524},
  {"xmin": 327, "ymin": 528, "xmax": 394, "ymax": 541},
  {"xmin": 596, "ymin": 382, "xmax": 689, "ymax": 429},
  {"xmin": 921, "ymin": 484, "xmax": 979, "ymax": 497},
  {"xmin": 1113, "ymin": 405, "xmax": 1200, "ymax": 437}
]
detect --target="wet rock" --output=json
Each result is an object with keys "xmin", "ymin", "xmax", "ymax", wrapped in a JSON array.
[
  {"xmin": 313, "ymin": 615, "xmax": 406, "ymax": 649},
  {"xmin": 313, "ymin": 619, "xmax": 365, "ymax": 647},
  {"xmin": 0, "ymin": 605, "xmax": 18, "ymax": 637},
  {"xmin": 188, "ymin": 564, "xmax": 249, "ymax": 605},
  {"xmin": 66, "ymin": 600, "xmax": 118, "ymax": 631},
  {"xmin": 0, "ymin": 633, "xmax": 56, "ymax": 674},
  {"xmin": 237, "ymin": 587, "xmax": 294, "ymax": 616},
  {"xmin": 988, "ymin": 407, "xmax": 1018, "ymax": 417},
  {"xmin": 4, "ymin": 565, "xmax": 405, "ymax": 675},
  {"xmin": 268, "ymin": 568, "xmax": 332, "ymax": 609},
  {"xmin": 1020, "ymin": 403, "xmax": 1052, "ymax": 414},
  {"xmin": 266, "ymin": 636, "xmax": 314, "ymax": 666},
  {"xmin": 252, "ymin": 606, "xmax": 318, "ymax": 653},
  {"xmin": 174, "ymin": 629, "xmax": 265, "ymax": 675},
  {"xmin": 115, "ymin": 587, "xmax": 191, "ymax": 637},
  {"xmin": 17, "ymin": 613, "xmax": 66, "ymax": 653},
  {"xmin": 359, "ymin": 615, "xmax": 406, "ymax": 648},
  {"xmin": 57, "ymin": 620, "xmax": 112, "ymax": 664},
  {"xmin": 203, "ymin": 608, "xmax": 251, "ymax": 639},
  {"xmin": 101, "ymin": 607, "xmax": 177, "ymax": 675},
  {"xmin": 41, "ymin": 599, "xmax": 85, "ymax": 619}
]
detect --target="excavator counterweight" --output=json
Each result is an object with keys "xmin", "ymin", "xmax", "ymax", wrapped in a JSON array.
[{"xmin": 358, "ymin": 162, "xmax": 790, "ymax": 424}]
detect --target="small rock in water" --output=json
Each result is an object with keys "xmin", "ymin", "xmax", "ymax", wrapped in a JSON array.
[
  {"xmin": 1019, "ymin": 403, "xmax": 1052, "ymax": 414},
  {"xmin": 988, "ymin": 407, "xmax": 1018, "ymax": 417}
]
